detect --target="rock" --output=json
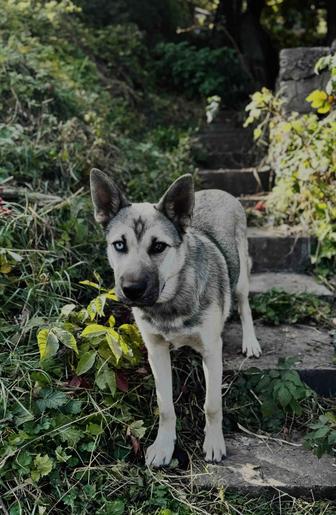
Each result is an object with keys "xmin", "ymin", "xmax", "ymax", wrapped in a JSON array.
[{"xmin": 279, "ymin": 47, "xmax": 330, "ymax": 114}]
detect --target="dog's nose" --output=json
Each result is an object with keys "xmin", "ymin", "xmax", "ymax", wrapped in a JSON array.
[{"xmin": 122, "ymin": 281, "xmax": 147, "ymax": 301}]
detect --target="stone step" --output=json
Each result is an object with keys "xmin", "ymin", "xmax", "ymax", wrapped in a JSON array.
[
  {"xmin": 195, "ymin": 435, "xmax": 336, "ymax": 499},
  {"xmin": 198, "ymin": 131, "xmax": 253, "ymax": 153},
  {"xmin": 250, "ymin": 272, "xmax": 333, "ymax": 300},
  {"xmin": 198, "ymin": 152, "xmax": 259, "ymax": 169},
  {"xmin": 223, "ymin": 321, "xmax": 335, "ymax": 395},
  {"xmin": 239, "ymin": 193, "xmax": 269, "ymax": 208},
  {"xmin": 247, "ymin": 227, "xmax": 312, "ymax": 273},
  {"xmin": 199, "ymin": 168, "xmax": 271, "ymax": 196}
]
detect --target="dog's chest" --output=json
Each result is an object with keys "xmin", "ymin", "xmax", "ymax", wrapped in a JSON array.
[{"xmin": 162, "ymin": 331, "xmax": 203, "ymax": 352}]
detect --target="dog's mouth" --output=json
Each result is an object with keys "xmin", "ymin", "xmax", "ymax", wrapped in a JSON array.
[{"xmin": 116, "ymin": 288, "xmax": 160, "ymax": 308}]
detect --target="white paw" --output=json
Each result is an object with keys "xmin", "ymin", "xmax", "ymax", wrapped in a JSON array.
[
  {"xmin": 203, "ymin": 428, "xmax": 226, "ymax": 462},
  {"xmin": 242, "ymin": 335, "xmax": 262, "ymax": 358},
  {"xmin": 145, "ymin": 435, "xmax": 175, "ymax": 467}
]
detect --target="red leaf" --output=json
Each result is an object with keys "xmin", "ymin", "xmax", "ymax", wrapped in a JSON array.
[
  {"xmin": 130, "ymin": 435, "xmax": 140, "ymax": 455},
  {"xmin": 116, "ymin": 371, "xmax": 128, "ymax": 392},
  {"xmin": 255, "ymin": 201, "xmax": 266, "ymax": 212},
  {"xmin": 67, "ymin": 375, "xmax": 91, "ymax": 388}
]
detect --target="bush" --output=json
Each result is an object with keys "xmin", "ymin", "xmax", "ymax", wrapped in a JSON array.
[
  {"xmin": 245, "ymin": 53, "xmax": 336, "ymax": 268},
  {"xmin": 155, "ymin": 41, "xmax": 252, "ymax": 102}
]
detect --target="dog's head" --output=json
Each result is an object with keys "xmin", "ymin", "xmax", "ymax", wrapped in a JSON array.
[{"xmin": 90, "ymin": 169, "xmax": 194, "ymax": 307}]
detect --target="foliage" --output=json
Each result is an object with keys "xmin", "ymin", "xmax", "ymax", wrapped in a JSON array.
[
  {"xmin": 241, "ymin": 358, "xmax": 315, "ymax": 424},
  {"xmin": 0, "ymin": 0, "xmax": 197, "ymax": 196},
  {"xmin": 37, "ymin": 281, "xmax": 143, "ymax": 393},
  {"xmin": 245, "ymin": 66, "xmax": 336, "ymax": 266},
  {"xmin": 154, "ymin": 41, "xmax": 252, "ymax": 102},
  {"xmin": 261, "ymin": 0, "xmax": 328, "ymax": 48},
  {"xmin": 250, "ymin": 289, "xmax": 333, "ymax": 326},
  {"xmin": 304, "ymin": 412, "xmax": 336, "ymax": 458}
]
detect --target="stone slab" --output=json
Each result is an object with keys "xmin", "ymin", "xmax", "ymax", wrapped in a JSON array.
[
  {"xmin": 247, "ymin": 227, "xmax": 312, "ymax": 272},
  {"xmin": 279, "ymin": 47, "xmax": 330, "ymax": 114},
  {"xmin": 222, "ymin": 322, "xmax": 335, "ymax": 395},
  {"xmin": 195, "ymin": 435, "xmax": 336, "ymax": 499},
  {"xmin": 250, "ymin": 272, "xmax": 334, "ymax": 299},
  {"xmin": 199, "ymin": 168, "xmax": 271, "ymax": 196}
]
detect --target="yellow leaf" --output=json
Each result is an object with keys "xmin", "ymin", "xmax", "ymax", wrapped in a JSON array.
[
  {"xmin": 0, "ymin": 263, "xmax": 12, "ymax": 274},
  {"xmin": 306, "ymin": 90, "xmax": 328, "ymax": 108}
]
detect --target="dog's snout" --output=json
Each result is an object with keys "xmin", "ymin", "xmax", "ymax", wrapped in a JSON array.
[{"xmin": 122, "ymin": 281, "xmax": 147, "ymax": 301}]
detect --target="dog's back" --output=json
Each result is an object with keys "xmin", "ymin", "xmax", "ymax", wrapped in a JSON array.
[{"xmin": 192, "ymin": 189, "xmax": 247, "ymax": 291}]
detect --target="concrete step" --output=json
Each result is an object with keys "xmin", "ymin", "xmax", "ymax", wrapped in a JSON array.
[
  {"xmin": 223, "ymin": 321, "xmax": 335, "ymax": 395},
  {"xmin": 248, "ymin": 226, "xmax": 312, "ymax": 273},
  {"xmin": 250, "ymin": 272, "xmax": 333, "ymax": 300},
  {"xmin": 199, "ymin": 168, "xmax": 271, "ymax": 196},
  {"xmin": 195, "ymin": 435, "xmax": 336, "ymax": 499}
]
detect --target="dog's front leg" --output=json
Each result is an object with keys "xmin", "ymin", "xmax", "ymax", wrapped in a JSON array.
[
  {"xmin": 144, "ymin": 334, "xmax": 176, "ymax": 467},
  {"xmin": 201, "ymin": 338, "xmax": 226, "ymax": 462}
]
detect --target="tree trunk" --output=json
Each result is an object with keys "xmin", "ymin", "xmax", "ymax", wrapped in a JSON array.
[{"xmin": 326, "ymin": 0, "xmax": 336, "ymax": 45}]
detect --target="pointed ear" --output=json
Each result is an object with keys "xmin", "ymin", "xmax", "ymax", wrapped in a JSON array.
[
  {"xmin": 156, "ymin": 174, "xmax": 194, "ymax": 232},
  {"xmin": 90, "ymin": 168, "xmax": 130, "ymax": 226}
]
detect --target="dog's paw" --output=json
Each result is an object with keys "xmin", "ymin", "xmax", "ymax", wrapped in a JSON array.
[
  {"xmin": 145, "ymin": 436, "xmax": 175, "ymax": 467},
  {"xmin": 203, "ymin": 428, "xmax": 226, "ymax": 463},
  {"xmin": 242, "ymin": 336, "xmax": 262, "ymax": 358}
]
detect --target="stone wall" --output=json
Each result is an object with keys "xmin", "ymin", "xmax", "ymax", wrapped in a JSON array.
[{"xmin": 278, "ymin": 47, "xmax": 331, "ymax": 114}]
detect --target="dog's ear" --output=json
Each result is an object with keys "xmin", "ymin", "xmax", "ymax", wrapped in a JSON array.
[
  {"xmin": 156, "ymin": 174, "xmax": 194, "ymax": 232},
  {"xmin": 90, "ymin": 168, "xmax": 130, "ymax": 226}
]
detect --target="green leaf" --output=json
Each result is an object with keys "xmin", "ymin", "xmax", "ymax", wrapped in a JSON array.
[
  {"xmin": 53, "ymin": 327, "xmax": 78, "ymax": 354},
  {"xmin": 128, "ymin": 420, "xmax": 146, "ymax": 439},
  {"xmin": 36, "ymin": 389, "xmax": 68, "ymax": 411},
  {"xmin": 58, "ymin": 427, "xmax": 84, "ymax": 446},
  {"xmin": 106, "ymin": 331, "xmax": 122, "ymax": 362},
  {"xmin": 104, "ymin": 500, "xmax": 125, "ymax": 515},
  {"xmin": 60, "ymin": 303, "xmax": 77, "ymax": 317},
  {"xmin": 81, "ymin": 323, "xmax": 107, "ymax": 338},
  {"xmin": 277, "ymin": 385, "xmax": 292, "ymax": 409},
  {"xmin": 55, "ymin": 445, "xmax": 71, "ymax": 463},
  {"xmin": 95, "ymin": 363, "xmax": 116, "ymax": 395},
  {"xmin": 37, "ymin": 328, "xmax": 59, "ymax": 360},
  {"xmin": 76, "ymin": 350, "xmax": 97, "ymax": 375},
  {"xmin": 31, "ymin": 454, "xmax": 53, "ymax": 482}
]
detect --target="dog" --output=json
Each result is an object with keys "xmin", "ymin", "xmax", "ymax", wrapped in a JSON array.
[{"xmin": 90, "ymin": 169, "xmax": 261, "ymax": 467}]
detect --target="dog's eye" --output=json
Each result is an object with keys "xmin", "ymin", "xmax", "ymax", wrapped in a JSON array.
[
  {"xmin": 113, "ymin": 241, "xmax": 127, "ymax": 252},
  {"xmin": 149, "ymin": 241, "xmax": 168, "ymax": 254}
]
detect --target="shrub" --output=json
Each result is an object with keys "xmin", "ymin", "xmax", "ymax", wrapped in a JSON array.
[
  {"xmin": 245, "ymin": 53, "xmax": 336, "ymax": 267},
  {"xmin": 154, "ymin": 41, "xmax": 252, "ymax": 102}
]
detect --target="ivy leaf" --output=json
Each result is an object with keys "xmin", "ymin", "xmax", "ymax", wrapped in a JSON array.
[
  {"xmin": 31, "ymin": 454, "xmax": 53, "ymax": 482},
  {"xmin": 76, "ymin": 350, "xmax": 97, "ymax": 375}
]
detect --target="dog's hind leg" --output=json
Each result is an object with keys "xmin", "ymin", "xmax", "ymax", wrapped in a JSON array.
[
  {"xmin": 201, "ymin": 337, "xmax": 226, "ymax": 462},
  {"xmin": 235, "ymin": 234, "xmax": 262, "ymax": 358},
  {"xmin": 143, "ymin": 333, "xmax": 176, "ymax": 467}
]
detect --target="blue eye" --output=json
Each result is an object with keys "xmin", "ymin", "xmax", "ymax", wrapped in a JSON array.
[{"xmin": 113, "ymin": 241, "xmax": 127, "ymax": 252}]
